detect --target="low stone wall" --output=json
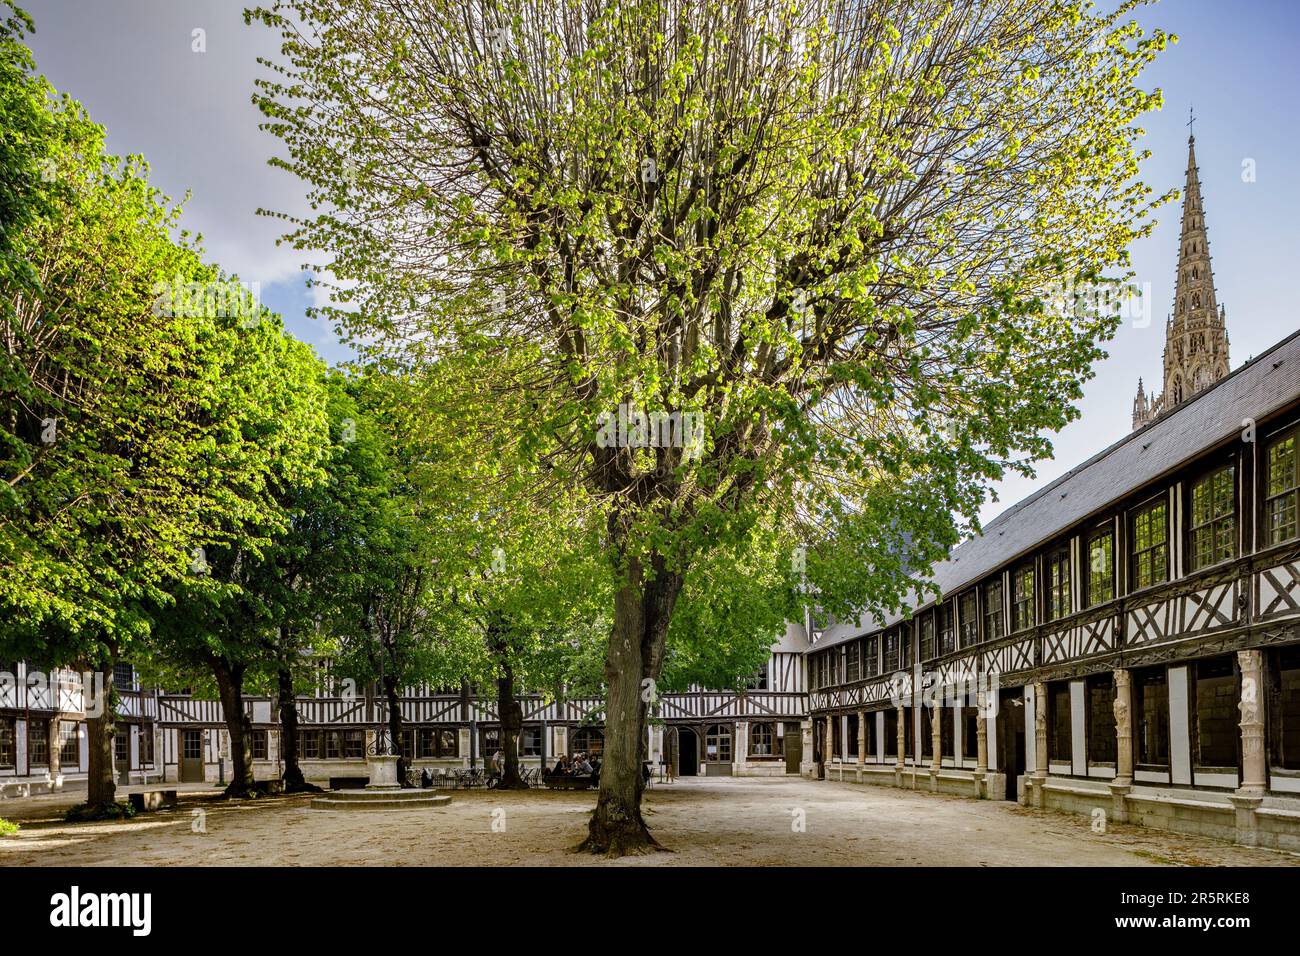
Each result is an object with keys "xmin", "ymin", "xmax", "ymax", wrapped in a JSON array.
[
  {"xmin": 824, "ymin": 762, "xmax": 1005, "ymax": 800},
  {"xmin": 1036, "ymin": 775, "xmax": 1300, "ymax": 852}
]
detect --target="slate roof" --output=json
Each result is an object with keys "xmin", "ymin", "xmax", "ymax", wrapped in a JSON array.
[{"xmin": 807, "ymin": 325, "xmax": 1300, "ymax": 653}]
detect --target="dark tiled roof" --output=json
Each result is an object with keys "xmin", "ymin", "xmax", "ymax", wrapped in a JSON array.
[{"xmin": 808, "ymin": 326, "xmax": 1300, "ymax": 653}]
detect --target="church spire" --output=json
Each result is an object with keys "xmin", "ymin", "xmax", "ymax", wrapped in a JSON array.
[{"xmin": 1132, "ymin": 119, "xmax": 1231, "ymax": 431}]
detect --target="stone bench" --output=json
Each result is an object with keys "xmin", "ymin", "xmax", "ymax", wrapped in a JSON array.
[
  {"xmin": 0, "ymin": 774, "xmax": 63, "ymax": 799},
  {"xmin": 128, "ymin": 789, "xmax": 178, "ymax": 812}
]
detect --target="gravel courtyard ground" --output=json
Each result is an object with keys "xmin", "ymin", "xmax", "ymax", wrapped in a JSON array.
[{"xmin": 2, "ymin": 775, "xmax": 1297, "ymax": 867}]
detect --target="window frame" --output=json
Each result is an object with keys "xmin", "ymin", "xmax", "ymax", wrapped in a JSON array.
[
  {"xmin": 1264, "ymin": 426, "xmax": 1300, "ymax": 547},
  {"xmin": 1130, "ymin": 495, "xmax": 1170, "ymax": 592},
  {"xmin": 982, "ymin": 579, "xmax": 1004, "ymax": 643},
  {"xmin": 1011, "ymin": 563, "xmax": 1036, "ymax": 633},
  {"xmin": 1085, "ymin": 525, "xmax": 1115, "ymax": 607},
  {"xmin": 1188, "ymin": 462, "xmax": 1237, "ymax": 571},
  {"xmin": 1045, "ymin": 547, "xmax": 1071, "ymax": 622}
]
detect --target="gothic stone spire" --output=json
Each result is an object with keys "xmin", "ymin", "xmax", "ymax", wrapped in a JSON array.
[{"xmin": 1132, "ymin": 126, "xmax": 1231, "ymax": 430}]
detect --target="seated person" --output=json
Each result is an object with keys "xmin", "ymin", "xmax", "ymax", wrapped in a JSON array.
[
  {"xmin": 550, "ymin": 756, "xmax": 567, "ymax": 775},
  {"xmin": 574, "ymin": 754, "xmax": 594, "ymax": 775}
]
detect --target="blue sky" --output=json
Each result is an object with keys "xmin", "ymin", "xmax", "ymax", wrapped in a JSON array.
[{"xmin": 18, "ymin": 0, "xmax": 1300, "ymax": 525}]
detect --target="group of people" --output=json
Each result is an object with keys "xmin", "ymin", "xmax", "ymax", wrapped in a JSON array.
[{"xmin": 548, "ymin": 751, "xmax": 601, "ymax": 781}]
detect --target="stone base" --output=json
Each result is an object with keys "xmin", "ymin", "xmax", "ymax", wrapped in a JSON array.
[{"xmin": 364, "ymin": 754, "xmax": 401, "ymax": 791}]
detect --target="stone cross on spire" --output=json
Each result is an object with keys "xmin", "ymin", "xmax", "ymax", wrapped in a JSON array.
[{"xmin": 1132, "ymin": 121, "xmax": 1231, "ymax": 430}]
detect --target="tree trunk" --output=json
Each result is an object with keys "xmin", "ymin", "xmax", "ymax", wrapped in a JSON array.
[
  {"xmin": 382, "ymin": 673, "xmax": 407, "ymax": 786},
  {"xmin": 487, "ymin": 624, "xmax": 528, "ymax": 790},
  {"xmin": 213, "ymin": 658, "xmax": 256, "ymax": 798},
  {"xmin": 85, "ymin": 654, "xmax": 118, "ymax": 811},
  {"xmin": 579, "ymin": 550, "xmax": 683, "ymax": 856},
  {"xmin": 277, "ymin": 665, "xmax": 316, "ymax": 792}
]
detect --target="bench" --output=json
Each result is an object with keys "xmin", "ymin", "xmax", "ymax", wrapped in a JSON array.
[
  {"xmin": 329, "ymin": 776, "xmax": 370, "ymax": 791},
  {"xmin": 128, "ymin": 789, "xmax": 178, "ymax": 812},
  {"xmin": 544, "ymin": 775, "xmax": 596, "ymax": 790}
]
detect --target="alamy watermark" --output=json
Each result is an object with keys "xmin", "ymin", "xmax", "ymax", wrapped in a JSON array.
[
  {"xmin": 596, "ymin": 402, "xmax": 705, "ymax": 460},
  {"xmin": 0, "ymin": 668, "xmax": 107, "ymax": 718},
  {"xmin": 151, "ymin": 275, "xmax": 263, "ymax": 327},
  {"xmin": 887, "ymin": 664, "xmax": 1000, "ymax": 717}
]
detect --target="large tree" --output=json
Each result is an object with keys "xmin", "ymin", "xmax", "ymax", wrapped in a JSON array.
[{"xmin": 251, "ymin": 0, "xmax": 1171, "ymax": 853}]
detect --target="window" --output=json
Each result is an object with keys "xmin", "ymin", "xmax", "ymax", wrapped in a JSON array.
[
  {"xmin": 0, "ymin": 717, "xmax": 13, "ymax": 768},
  {"xmin": 846, "ymin": 643, "xmax": 860, "ymax": 683},
  {"xmin": 862, "ymin": 636, "xmax": 878, "ymax": 678},
  {"xmin": 139, "ymin": 724, "xmax": 154, "ymax": 765},
  {"xmin": 1011, "ymin": 565, "xmax": 1035, "ymax": 632},
  {"xmin": 940, "ymin": 708, "xmax": 954, "ymax": 759},
  {"xmin": 399, "ymin": 729, "xmax": 416, "ymax": 758},
  {"xmin": 482, "ymin": 728, "xmax": 500, "ymax": 756},
  {"xmin": 959, "ymin": 591, "xmax": 978, "ymax": 647},
  {"xmin": 1047, "ymin": 682, "xmax": 1071, "ymax": 762},
  {"xmin": 184, "ymin": 730, "xmax": 204, "ymax": 761},
  {"xmin": 509, "ymin": 727, "xmax": 535, "ymax": 757},
  {"xmin": 903, "ymin": 708, "xmax": 914, "ymax": 758},
  {"xmin": 884, "ymin": 709, "xmax": 898, "ymax": 757},
  {"xmin": 1086, "ymin": 674, "xmax": 1116, "ymax": 764},
  {"xmin": 862, "ymin": 713, "xmax": 876, "ymax": 758},
  {"xmin": 920, "ymin": 614, "xmax": 936, "ymax": 662},
  {"xmin": 828, "ymin": 650, "xmax": 840, "ymax": 686},
  {"xmin": 704, "ymin": 724, "xmax": 732, "ymax": 762},
  {"xmin": 883, "ymin": 631, "xmax": 900, "ymax": 673},
  {"xmin": 1189, "ymin": 465, "xmax": 1236, "ymax": 569},
  {"xmin": 1265, "ymin": 431, "xmax": 1299, "ymax": 545},
  {"xmin": 920, "ymin": 707, "xmax": 932, "ymax": 759},
  {"xmin": 250, "ymin": 730, "xmax": 268, "ymax": 761},
  {"xmin": 1192, "ymin": 657, "xmax": 1237, "ymax": 769},
  {"xmin": 1134, "ymin": 668, "xmax": 1169, "ymax": 766},
  {"xmin": 114, "ymin": 728, "xmax": 129, "ymax": 764},
  {"xmin": 1271, "ymin": 646, "xmax": 1300, "ymax": 770},
  {"xmin": 1045, "ymin": 549, "xmax": 1070, "ymax": 621},
  {"xmin": 983, "ymin": 580, "xmax": 1004, "ymax": 642},
  {"xmin": 847, "ymin": 715, "xmax": 859, "ymax": 758},
  {"xmin": 344, "ymin": 730, "xmax": 365, "ymax": 759},
  {"xmin": 572, "ymin": 727, "xmax": 603, "ymax": 755},
  {"xmin": 298, "ymin": 730, "xmax": 320, "ymax": 759},
  {"xmin": 1131, "ymin": 498, "xmax": 1169, "ymax": 589},
  {"xmin": 963, "ymin": 707, "xmax": 979, "ymax": 761},
  {"xmin": 750, "ymin": 722, "xmax": 776, "ymax": 756},
  {"xmin": 29, "ymin": 719, "xmax": 49, "ymax": 766},
  {"xmin": 939, "ymin": 603, "xmax": 955, "ymax": 657},
  {"xmin": 439, "ymin": 729, "xmax": 458, "ymax": 757},
  {"xmin": 113, "ymin": 663, "xmax": 135, "ymax": 692},
  {"xmin": 1086, "ymin": 528, "xmax": 1114, "ymax": 606},
  {"xmin": 901, "ymin": 627, "xmax": 913, "ymax": 669},
  {"xmin": 58, "ymin": 721, "xmax": 79, "ymax": 766}
]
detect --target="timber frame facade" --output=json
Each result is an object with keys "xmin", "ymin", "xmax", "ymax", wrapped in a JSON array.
[{"xmin": 806, "ymin": 327, "xmax": 1300, "ymax": 851}]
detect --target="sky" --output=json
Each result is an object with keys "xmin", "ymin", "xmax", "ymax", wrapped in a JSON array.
[{"xmin": 17, "ymin": 0, "xmax": 1300, "ymax": 526}]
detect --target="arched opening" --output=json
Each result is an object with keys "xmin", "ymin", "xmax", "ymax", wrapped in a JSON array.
[{"xmin": 676, "ymin": 727, "xmax": 699, "ymax": 776}]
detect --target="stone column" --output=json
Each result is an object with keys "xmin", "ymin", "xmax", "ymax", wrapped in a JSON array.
[
  {"xmin": 1030, "ymin": 681, "xmax": 1048, "ymax": 808},
  {"xmin": 824, "ymin": 717, "xmax": 833, "ymax": 778},
  {"xmin": 1109, "ymin": 668, "xmax": 1133, "ymax": 824},
  {"xmin": 929, "ymin": 699, "xmax": 942, "ymax": 790},
  {"xmin": 1230, "ymin": 650, "xmax": 1266, "ymax": 846},
  {"xmin": 894, "ymin": 706, "xmax": 906, "ymax": 778},
  {"xmin": 974, "ymin": 691, "xmax": 989, "ymax": 799},
  {"xmin": 856, "ymin": 710, "xmax": 866, "ymax": 782}
]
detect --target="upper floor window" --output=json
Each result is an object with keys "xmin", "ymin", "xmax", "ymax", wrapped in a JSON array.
[
  {"xmin": 1189, "ymin": 464, "xmax": 1236, "ymax": 570},
  {"xmin": 113, "ymin": 663, "xmax": 135, "ymax": 692},
  {"xmin": 959, "ymin": 591, "xmax": 978, "ymax": 647},
  {"xmin": 883, "ymin": 631, "xmax": 900, "ymax": 674},
  {"xmin": 1011, "ymin": 565, "xmax": 1035, "ymax": 632},
  {"xmin": 862, "ymin": 636, "xmax": 879, "ymax": 678},
  {"xmin": 1266, "ymin": 430, "xmax": 1299, "ymax": 546},
  {"xmin": 1045, "ymin": 548, "xmax": 1070, "ymax": 621},
  {"xmin": 1085, "ymin": 527, "xmax": 1114, "ymax": 606},
  {"xmin": 983, "ymin": 580, "xmax": 1004, "ymax": 642},
  {"xmin": 920, "ymin": 614, "xmax": 936, "ymax": 662},
  {"xmin": 846, "ymin": 643, "xmax": 860, "ymax": 683},
  {"xmin": 939, "ymin": 602, "xmax": 955, "ymax": 656},
  {"xmin": 1131, "ymin": 497, "xmax": 1169, "ymax": 590}
]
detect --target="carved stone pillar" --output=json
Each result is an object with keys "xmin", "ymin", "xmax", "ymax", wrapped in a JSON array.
[
  {"xmin": 1030, "ymin": 682, "xmax": 1048, "ymax": 808},
  {"xmin": 895, "ymin": 706, "xmax": 905, "ymax": 773},
  {"xmin": 1112, "ymin": 669, "xmax": 1133, "ymax": 787},
  {"xmin": 929, "ymin": 702, "xmax": 942, "ymax": 773},
  {"xmin": 974, "ymin": 690, "xmax": 989, "ymax": 799},
  {"xmin": 857, "ymin": 710, "xmax": 866, "ymax": 765},
  {"xmin": 1237, "ymin": 650, "xmax": 1267, "ymax": 794},
  {"xmin": 1231, "ymin": 650, "xmax": 1267, "ymax": 846},
  {"xmin": 824, "ymin": 717, "xmax": 834, "ymax": 775}
]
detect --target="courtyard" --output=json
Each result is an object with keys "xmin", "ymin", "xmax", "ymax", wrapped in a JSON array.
[{"xmin": 1, "ymin": 776, "xmax": 1297, "ymax": 867}]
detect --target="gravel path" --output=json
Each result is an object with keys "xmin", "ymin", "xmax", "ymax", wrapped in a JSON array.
[{"xmin": 2, "ymin": 776, "xmax": 1297, "ymax": 866}]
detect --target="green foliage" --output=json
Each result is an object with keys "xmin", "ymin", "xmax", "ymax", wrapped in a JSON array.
[
  {"xmin": 0, "ymin": 816, "xmax": 17, "ymax": 836},
  {"xmin": 64, "ymin": 801, "xmax": 136, "ymax": 822},
  {"xmin": 251, "ymin": 0, "xmax": 1173, "ymax": 636}
]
